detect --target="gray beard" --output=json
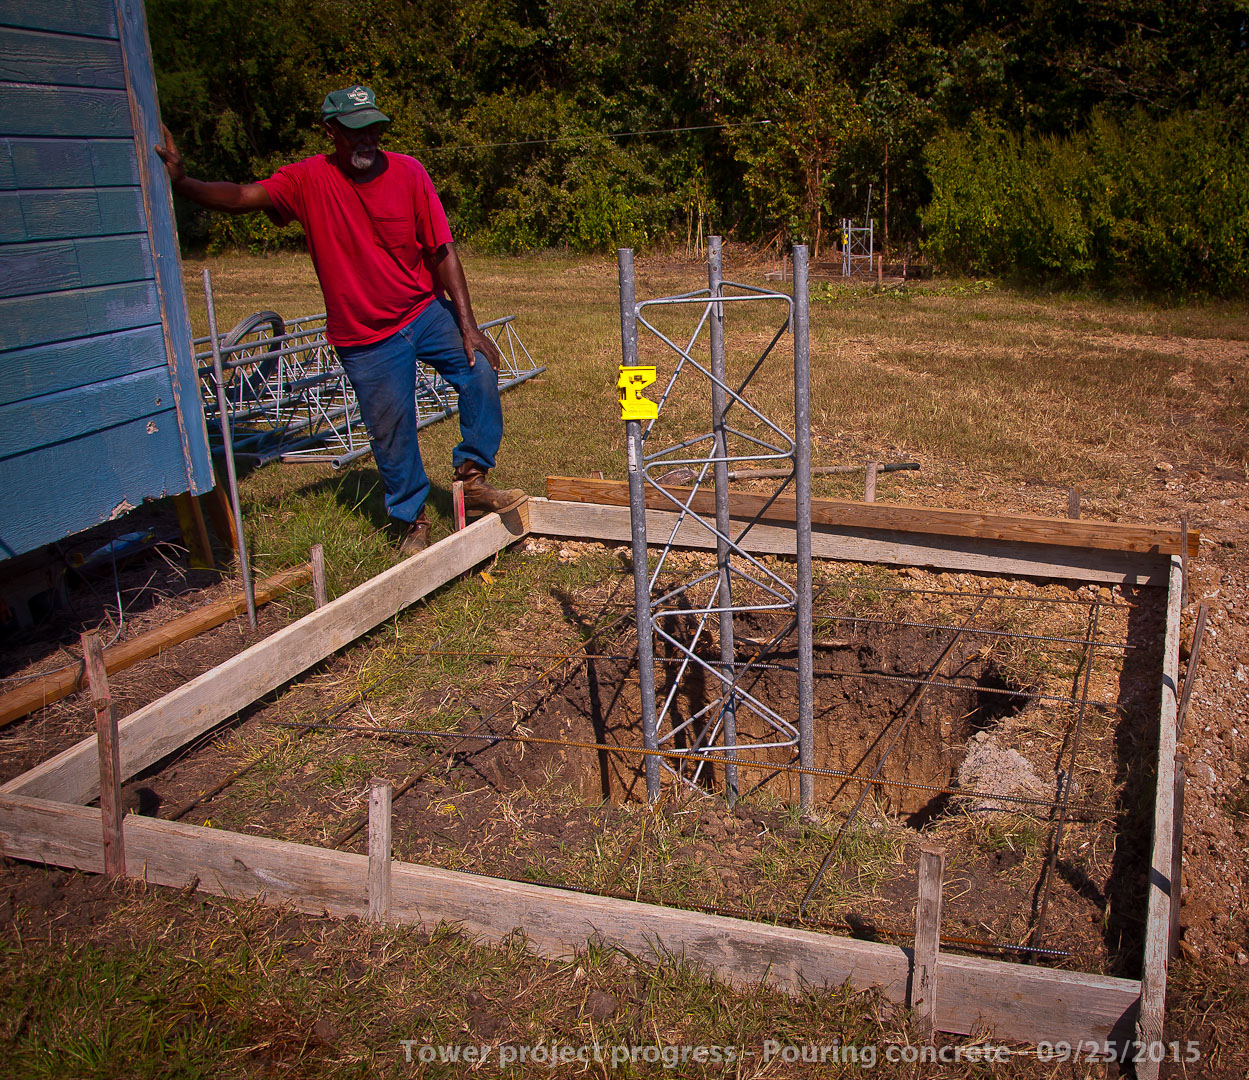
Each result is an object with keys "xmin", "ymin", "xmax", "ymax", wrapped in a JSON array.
[{"xmin": 351, "ymin": 148, "xmax": 376, "ymax": 171}]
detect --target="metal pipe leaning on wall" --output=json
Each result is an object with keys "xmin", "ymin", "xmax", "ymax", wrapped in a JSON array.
[{"xmin": 203, "ymin": 269, "xmax": 257, "ymax": 629}]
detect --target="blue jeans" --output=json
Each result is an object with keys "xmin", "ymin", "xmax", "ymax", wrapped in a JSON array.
[{"xmin": 336, "ymin": 299, "xmax": 503, "ymax": 524}]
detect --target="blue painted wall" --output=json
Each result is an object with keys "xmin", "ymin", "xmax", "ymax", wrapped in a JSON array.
[{"xmin": 0, "ymin": 0, "xmax": 213, "ymax": 561}]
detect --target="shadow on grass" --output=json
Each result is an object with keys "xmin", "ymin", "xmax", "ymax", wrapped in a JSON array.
[{"xmin": 292, "ymin": 467, "xmax": 466, "ymax": 530}]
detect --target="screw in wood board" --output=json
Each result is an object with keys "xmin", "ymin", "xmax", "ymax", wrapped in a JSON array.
[{"xmin": 173, "ymin": 492, "xmax": 214, "ymax": 570}]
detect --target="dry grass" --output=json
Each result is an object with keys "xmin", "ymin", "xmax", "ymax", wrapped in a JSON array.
[
  {"xmin": 182, "ymin": 249, "xmax": 1247, "ymax": 595},
  {"xmin": 556, "ymin": 259, "xmax": 1244, "ymax": 489}
]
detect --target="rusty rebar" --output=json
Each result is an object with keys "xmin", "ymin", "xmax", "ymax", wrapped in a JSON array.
[{"xmin": 798, "ymin": 594, "xmax": 991, "ymax": 920}]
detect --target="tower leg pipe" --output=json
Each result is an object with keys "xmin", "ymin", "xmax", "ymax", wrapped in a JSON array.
[
  {"xmin": 707, "ymin": 237, "xmax": 739, "ymax": 803},
  {"xmin": 792, "ymin": 245, "xmax": 815, "ymax": 810},
  {"xmin": 618, "ymin": 249, "xmax": 662, "ymax": 803}
]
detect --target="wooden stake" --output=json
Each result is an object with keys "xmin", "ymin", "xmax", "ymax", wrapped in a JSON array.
[
  {"xmin": 172, "ymin": 493, "xmax": 214, "ymax": 569},
  {"xmin": 864, "ymin": 461, "xmax": 878, "ymax": 503},
  {"xmin": 1169, "ymin": 755, "xmax": 1186, "ymax": 960},
  {"xmin": 451, "ymin": 481, "xmax": 466, "ymax": 532},
  {"xmin": 1068, "ymin": 488, "xmax": 1080, "ymax": 520},
  {"xmin": 310, "ymin": 544, "xmax": 327, "ymax": 609},
  {"xmin": 912, "ymin": 844, "xmax": 946, "ymax": 1038},
  {"xmin": 876, "ymin": 253, "xmax": 883, "ymax": 284},
  {"xmin": 82, "ymin": 632, "xmax": 125, "ymax": 877},
  {"xmin": 201, "ymin": 482, "xmax": 238, "ymax": 554},
  {"xmin": 367, "ymin": 777, "xmax": 392, "ymax": 922}
]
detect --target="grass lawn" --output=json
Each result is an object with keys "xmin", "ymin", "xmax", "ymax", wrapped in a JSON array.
[{"xmin": 182, "ymin": 248, "xmax": 1246, "ymax": 600}]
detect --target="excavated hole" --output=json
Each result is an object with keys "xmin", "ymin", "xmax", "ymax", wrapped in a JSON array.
[{"xmin": 473, "ymin": 613, "xmax": 1034, "ymax": 818}]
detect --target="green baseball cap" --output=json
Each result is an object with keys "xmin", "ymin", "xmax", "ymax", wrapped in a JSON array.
[{"xmin": 321, "ymin": 85, "xmax": 390, "ymax": 129}]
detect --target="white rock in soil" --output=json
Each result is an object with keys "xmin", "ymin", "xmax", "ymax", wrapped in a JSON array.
[{"xmin": 957, "ymin": 741, "xmax": 1050, "ymax": 813}]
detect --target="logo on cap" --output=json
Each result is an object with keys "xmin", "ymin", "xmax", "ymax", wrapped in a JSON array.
[{"xmin": 348, "ymin": 86, "xmax": 369, "ymax": 104}]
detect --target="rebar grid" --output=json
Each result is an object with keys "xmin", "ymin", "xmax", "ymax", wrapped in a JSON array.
[
  {"xmin": 509, "ymin": 573, "xmax": 1132, "ymax": 708},
  {"xmin": 254, "ymin": 570, "xmax": 1129, "ymax": 825},
  {"xmin": 216, "ymin": 561, "xmax": 1133, "ymax": 964},
  {"xmin": 266, "ymin": 718, "xmax": 1119, "ymax": 820}
]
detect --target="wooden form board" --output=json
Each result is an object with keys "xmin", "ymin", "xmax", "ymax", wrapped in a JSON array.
[
  {"xmin": 1135, "ymin": 557, "xmax": 1183, "ymax": 1080},
  {"xmin": 0, "ymin": 563, "xmax": 312, "ymax": 729},
  {"xmin": 0, "ymin": 0, "xmax": 212, "ymax": 561},
  {"xmin": 0, "ymin": 791, "xmax": 1141, "ymax": 1049},
  {"xmin": 546, "ymin": 477, "xmax": 1198, "ymax": 558},
  {"xmin": 0, "ymin": 509, "xmax": 526, "ymax": 805},
  {"xmin": 529, "ymin": 499, "xmax": 1169, "ymax": 586}
]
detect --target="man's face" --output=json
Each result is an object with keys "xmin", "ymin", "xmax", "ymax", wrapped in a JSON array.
[{"xmin": 326, "ymin": 120, "xmax": 385, "ymax": 174}]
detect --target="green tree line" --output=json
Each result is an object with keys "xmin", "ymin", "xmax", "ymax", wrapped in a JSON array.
[{"xmin": 150, "ymin": 0, "xmax": 1249, "ymax": 292}]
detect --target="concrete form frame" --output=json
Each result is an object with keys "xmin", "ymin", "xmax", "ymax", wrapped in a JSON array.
[{"xmin": 0, "ymin": 493, "xmax": 1192, "ymax": 1071}]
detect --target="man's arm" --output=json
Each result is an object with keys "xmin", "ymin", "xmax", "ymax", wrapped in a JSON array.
[
  {"xmin": 155, "ymin": 125, "xmax": 274, "ymax": 215},
  {"xmin": 431, "ymin": 242, "xmax": 503, "ymax": 371}
]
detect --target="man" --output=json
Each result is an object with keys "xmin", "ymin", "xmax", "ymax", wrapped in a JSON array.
[{"xmin": 157, "ymin": 85, "xmax": 525, "ymax": 556}]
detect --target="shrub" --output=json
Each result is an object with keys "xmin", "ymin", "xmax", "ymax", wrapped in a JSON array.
[
  {"xmin": 922, "ymin": 108, "xmax": 1249, "ymax": 294},
  {"xmin": 205, "ymin": 212, "xmax": 305, "ymax": 256}
]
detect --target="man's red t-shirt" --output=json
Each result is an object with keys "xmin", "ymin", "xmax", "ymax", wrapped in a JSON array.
[{"xmin": 259, "ymin": 153, "xmax": 454, "ymax": 347}]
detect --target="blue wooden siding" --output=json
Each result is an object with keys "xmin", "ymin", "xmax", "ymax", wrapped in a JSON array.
[
  {"xmin": 0, "ymin": 366, "xmax": 175, "ymax": 459},
  {"xmin": 0, "ymin": 137, "xmax": 140, "ymax": 188},
  {"xmin": 0, "ymin": 1, "xmax": 119, "ymax": 39},
  {"xmin": 0, "ymin": 233, "xmax": 152, "ymax": 297},
  {"xmin": 0, "ymin": 27, "xmax": 127, "ymax": 88},
  {"xmin": 0, "ymin": 325, "xmax": 167, "ymax": 406},
  {"xmin": 0, "ymin": 0, "xmax": 212, "ymax": 561},
  {"xmin": 1, "ymin": 416, "xmax": 194, "ymax": 550}
]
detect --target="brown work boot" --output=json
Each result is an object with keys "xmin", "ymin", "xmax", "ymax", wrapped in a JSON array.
[
  {"xmin": 395, "ymin": 512, "xmax": 431, "ymax": 556},
  {"xmin": 453, "ymin": 462, "xmax": 527, "ymax": 516}
]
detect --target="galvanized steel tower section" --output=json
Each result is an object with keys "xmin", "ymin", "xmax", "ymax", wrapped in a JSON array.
[{"xmin": 617, "ymin": 240, "xmax": 815, "ymax": 807}]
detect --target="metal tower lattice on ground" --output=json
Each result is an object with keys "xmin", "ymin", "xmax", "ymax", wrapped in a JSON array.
[{"xmin": 196, "ymin": 313, "xmax": 544, "ymax": 468}]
